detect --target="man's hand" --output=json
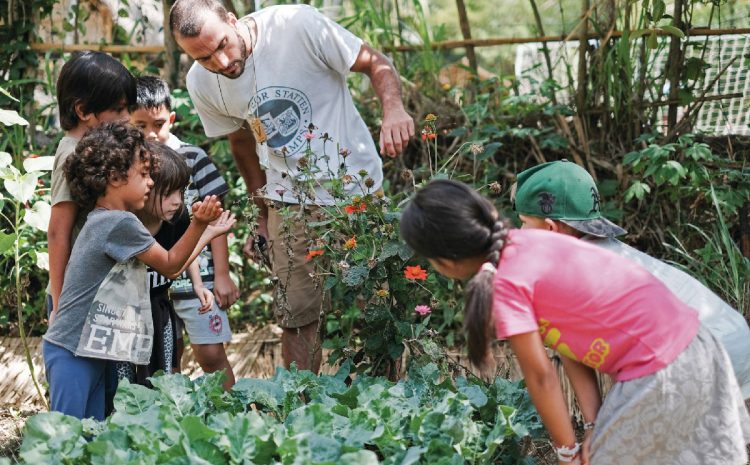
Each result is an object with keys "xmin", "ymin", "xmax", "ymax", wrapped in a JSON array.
[
  {"xmin": 213, "ymin": 273, "xmax": 239, "ymax": 309},
  {"xmin": 380, "ymin": 106, "xmax": 414, "ymax": 158},
  {"xmin": 243, "ymin": 215, "xmax": 269, "ymax": 260}
]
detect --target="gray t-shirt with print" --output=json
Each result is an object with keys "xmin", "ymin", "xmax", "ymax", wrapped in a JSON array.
[{"xmin": 44, "ymin": 209, "xmax": 155, "ymax": 353}]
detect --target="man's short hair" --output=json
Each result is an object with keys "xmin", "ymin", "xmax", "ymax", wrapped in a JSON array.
[
  {"xmin": 135, "ymin": 76, "xmax": 172, "ymax": 111},
  {"xmin": 169, "ymin": 0, "xmax": 230, "ymax": 38}
]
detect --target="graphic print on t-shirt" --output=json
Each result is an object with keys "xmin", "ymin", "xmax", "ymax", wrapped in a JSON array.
[
  {"xmin": 538, "ymin": 318, "xmax": 612, "ymax": 369},
  {"xmin": 247, "ymin": 86, "xmax": 312, "ymax": 156},
  {"xmin": 75, "ymin": 258, "xmax": 153, "ymax": 364}
]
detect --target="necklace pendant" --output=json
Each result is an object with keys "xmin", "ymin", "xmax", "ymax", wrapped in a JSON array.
[{"xmin": 247, "ymin": 117, "xmax": 268, "ymax": 144}]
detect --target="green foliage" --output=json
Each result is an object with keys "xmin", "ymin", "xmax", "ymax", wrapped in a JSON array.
[
  {"xmin": 0, "ymin": 98, "xmax": 51, "ymax": 330},
  {"xmin": 623, "ymin": 133, "xmax": 750, "ymax": 215},
  {"xmin": 18, "ymin": 367, "xmax": 544, "ymax": 464}
]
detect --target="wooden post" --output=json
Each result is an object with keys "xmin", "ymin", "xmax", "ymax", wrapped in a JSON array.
[
  {"xmin": 529, "ymin": 0, "xmax": 557, "ymax": 104},
  {"xmin": 455, "ymin": 0, "xmax": 477, "ymax": 74},
  {"xmin": 575, "ymin": 0, "xmax": 589, "ymax": 116},
  {"xmin": 740, "ymin": 204, "xmax": 750, "ymax": 259},
  {"xmin": 162, "ymin": 0, "xmax": 181, "ymax": 90},
  {"xmin": 666, "ymin": 0, "xmax": 685, "ymax": 132}
]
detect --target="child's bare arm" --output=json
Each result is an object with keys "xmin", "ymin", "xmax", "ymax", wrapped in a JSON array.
[
  {"xmin": 560, "ymin": 357, "xmax": 601, "ymax": 464},
  {"xmin": 210, "ymin": 233, "xmax": 239, "ymax": 308},
  {"xmin": 47, "ymin": 201, "xmax": 78, "ymax": 317},
  {"xmin": 509, "ymin": 332, "xmax": 578, "ymax": 452},
  {"xmin": 137, "ymin": 197, "xmax": 235, "ymax": 278},
  {"xmin": 187, "ymin": 260, "xmax": 214, "ymax": 312}
]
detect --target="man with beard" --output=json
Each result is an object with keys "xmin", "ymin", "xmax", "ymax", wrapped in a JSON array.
[{"xmin": 170, "ymin": 0, "xmax": 414, "ymax": 373}]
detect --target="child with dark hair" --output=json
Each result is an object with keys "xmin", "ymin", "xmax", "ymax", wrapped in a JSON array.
[
  {"xmin": 48, "ymin": 51, "xmax": 137, "ymax": 320},
  {"xmin": 400, "ymin": 179, "xmax": 750, "ymax": 465},
  {"xmin": 116, "ymin": 143, "xmax": 216, "ymax": 385},
  {"xmin": 131, "ymin": 75, "xmax": 237, "ymax": 388},
  {"xmin": 43, "ymin": 122, "xmax": 235, "ymax": 420}
]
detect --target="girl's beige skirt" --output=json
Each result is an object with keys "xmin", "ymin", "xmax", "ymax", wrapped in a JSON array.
[{"xmin": 590, "ymin": 325, "xmax": 750, "ymax": 465}]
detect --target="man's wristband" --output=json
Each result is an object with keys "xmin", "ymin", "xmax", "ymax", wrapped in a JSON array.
[{"xmin": 583, "ymin": 421, "xmax": 595, "ymax": 431}]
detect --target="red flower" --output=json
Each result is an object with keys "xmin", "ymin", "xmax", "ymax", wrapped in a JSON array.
[
  {"xmin": 305, "ymin": 249, "xmax": 325, "ymax": 261},
  {"xmin": 404, "ymin": 265, "xmax": 428, "ymax": 281},
  {"xmin": 344, "ymin": 201, "xmax": 367, "ymax": 215}
]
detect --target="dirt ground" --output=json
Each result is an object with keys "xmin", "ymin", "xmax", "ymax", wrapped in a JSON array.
[{"xmin": 0, "ymin": 406, "xmax": 39, "ymax": 462}]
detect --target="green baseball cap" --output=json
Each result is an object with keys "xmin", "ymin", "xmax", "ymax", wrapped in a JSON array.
[{"xmin": 513, "ymin": 159, "xmax": 627, "ymax": 237}]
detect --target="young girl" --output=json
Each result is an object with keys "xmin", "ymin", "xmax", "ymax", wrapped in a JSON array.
[
  {"xmin": 43, "ymin": 122, "xmax": 235, "ymax": 420},
  {"xmin": 115, "ymin": 143, "xmax": 217, "ymax": 385},
  {"xmin": 400, "ymin": 179, "xmax": 750, "ymax": 465}
]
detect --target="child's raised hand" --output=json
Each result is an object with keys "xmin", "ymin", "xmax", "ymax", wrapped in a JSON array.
[
  {"xmin": 194, "ymin": 286, "xmax": 215, "ymax": 313},
  {"xmin": 192, "ymin": 195, "xmax": 223, "ymax": 224},
  {"xmin": 205, "ymin": 210, "xmax": 237, "ymax": 239}
]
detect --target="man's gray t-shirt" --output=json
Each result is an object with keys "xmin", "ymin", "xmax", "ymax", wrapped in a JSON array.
[{"xmin": 44, "ymin": 209, "xmax": 155, "ymax": 354}]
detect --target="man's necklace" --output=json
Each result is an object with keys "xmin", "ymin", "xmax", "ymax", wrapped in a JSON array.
[{"xmin": 216, "ymin": 18, "xmax": 267, "ymax": 144}]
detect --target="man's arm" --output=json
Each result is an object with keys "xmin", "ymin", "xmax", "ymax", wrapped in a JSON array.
[
  {"xmin": 350, "ymin": 43, "xmax": 414, "ymax": 158},
  {"xmin": 47, "ymin": 201, "xmax": 78, "ymax": 320},
  {"xmin": 225, "ymin": 126, "xmax": 269, "ymax": 256}
]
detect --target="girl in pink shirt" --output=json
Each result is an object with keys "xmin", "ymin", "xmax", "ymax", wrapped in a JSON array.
[{"xmin": 400, "ymin": 179, "xmax": 749, "ymax": 465}]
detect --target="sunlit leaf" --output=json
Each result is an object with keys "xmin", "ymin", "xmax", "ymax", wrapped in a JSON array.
[
  {"xmin": 0, "ymin": 109, "xmax": 29, "ymax": 126},
  {"xmin": 0, "ymin": 152, "xmax": 11, "ymax": 168},
  {"xmin": 4, "ymin": 172, "xmax": 40, "ymax": 203},
  {"xmin": 0, "ymin": 232, "xmax": 15, "ymax": 255},
  {"xmin": 659, "ymin": 25, "xmax": 684, "ymax": 39},
  {"xmin": 36, "ymin": 251, "xmax": 49, "ymax": 271},
  {"xmin": 23, "ymin": 156, "xmax": 54, "ymax": 173},
  {"xmin": 0, "ymin": 86, "xmax": 18, "ymax": 102},
  {"xmin": 24, "ymin": 201, "xmax": 51, "ymax": 232}
]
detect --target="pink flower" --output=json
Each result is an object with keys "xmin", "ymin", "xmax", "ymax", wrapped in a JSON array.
[
  {"xmin": 415, "ymin": 305, "xmax": 431, "ymax": 316},
  {"xmin": 304, "ymin": 132, "xmax": 315, "ymax": 140}
]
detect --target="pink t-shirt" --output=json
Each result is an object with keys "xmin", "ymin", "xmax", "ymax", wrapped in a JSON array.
[{"xmin": 493, "ymin": 229, "xmax": 699, "ymax": 381}]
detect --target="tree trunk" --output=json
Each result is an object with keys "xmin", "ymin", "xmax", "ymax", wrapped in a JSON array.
[
  {"xmin": 162, "ymin": 0, "xmax": 181, "ymax": 90},
  {"xmin": 575, "ymin": 0, "xmax": 589, "ymax": 116},
  {"xmin": 529, "ymin": 0, "xmax": 556, "ymax": 104},
  {"xmin": 455, "ymin": 0, "xmax": 477, "ymax": 75}
]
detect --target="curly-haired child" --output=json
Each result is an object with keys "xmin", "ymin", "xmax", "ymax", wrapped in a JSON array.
[{"xmin": 43, "ymin": 122, "xmax": 235, "ymax": 420}]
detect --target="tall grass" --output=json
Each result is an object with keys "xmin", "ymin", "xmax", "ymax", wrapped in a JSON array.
[{"xmin": 666, "ymin": 185, "xmax": 750, "ymax": 318}]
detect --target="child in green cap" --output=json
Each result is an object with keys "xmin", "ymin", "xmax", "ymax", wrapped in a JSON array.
[{"xmin": 512, "ymin": 159, "xmax": 750, "ymax": 399}]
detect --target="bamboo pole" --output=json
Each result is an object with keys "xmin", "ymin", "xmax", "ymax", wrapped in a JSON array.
[
  {"xmin": 27, "ymin": 28, "xmax": 750, "ymax": 55},
  {"xmin": 529, "ymin": 0, "xmax": 557, "ymax": 104},
  {"xmin": 576, "ymin": 0, "xmax": 590, "ymax": 116},
  {"xmin": 665, "ymin": 0, "xmax": 685, "ymax": 131},
  {"xmin": 454, "ymin": 0, "xmax": 477, "ymax": 74},
  {"xmin": 29, "ymin": 43, "xmax": 165, "ymax": 53},
  {"xmin": 162, "ymin": 0, "xmax": 180, "ymax": 90}
]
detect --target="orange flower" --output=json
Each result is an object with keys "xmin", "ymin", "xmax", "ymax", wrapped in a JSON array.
[
  {"xmin": 305, "ymin": 249, "xmax": 325, "ymax": 261},
  {"xmin": 404, "ymin": 265, "xmax": 428, "ymax": 281},
  {"xmin": 344, "ymin": 236, "xmax": 357, "ymax": 250},
  {"xmin": 344, "ymin": 201, "xmax": 367, "ymax": 215}
]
